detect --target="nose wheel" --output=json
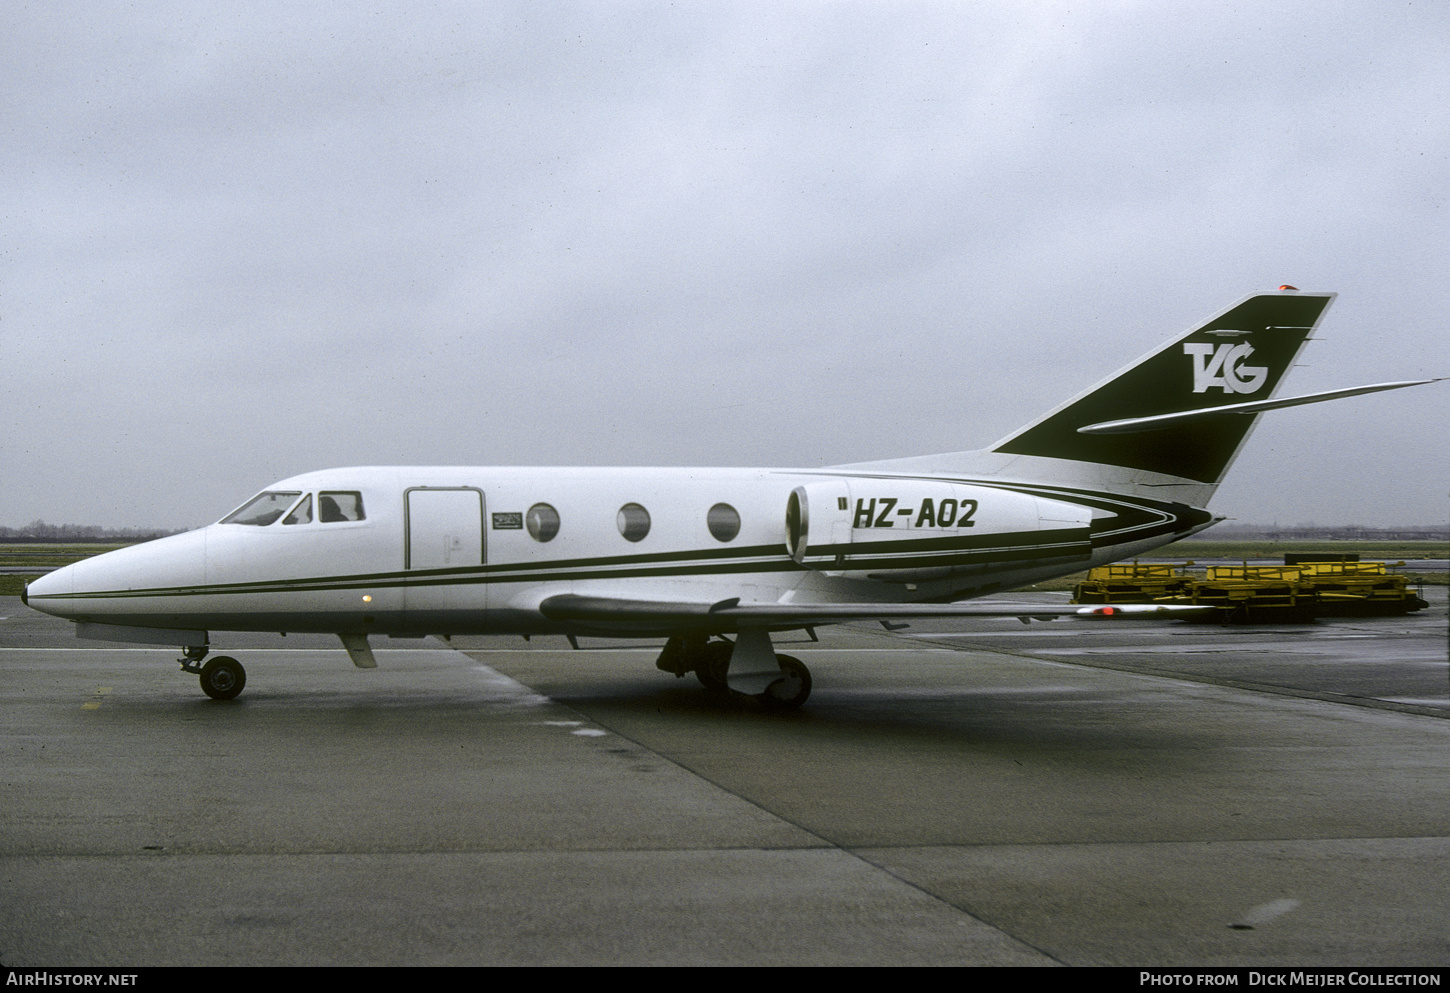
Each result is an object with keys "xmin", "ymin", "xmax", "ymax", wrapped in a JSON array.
[{"xmin": 198, "ymin": 656, "xmax": 246, "ymax": 700}]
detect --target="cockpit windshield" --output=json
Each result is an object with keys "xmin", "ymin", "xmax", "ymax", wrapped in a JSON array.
[
  {"xmin": 220, "ymin": 491, "xmax": 303, "ymax": 526},
  {"xmin": 282, "ymin": 494, "xmax": 312, "ymax": 525}
]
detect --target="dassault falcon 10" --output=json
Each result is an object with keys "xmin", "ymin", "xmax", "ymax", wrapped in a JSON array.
[{"xmin": 23, "ymin": 289, "xmax": 1440, "ymax": 708}]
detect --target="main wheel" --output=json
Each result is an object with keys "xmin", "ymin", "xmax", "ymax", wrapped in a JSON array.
[
  {"xmin": 694, "ymin": 641, "xmax": 732, "ymax": 693},
  {"xmin": 760, "ymin": 654, "xmax": 811, "ymax": 711},
  {"xmin": 199, "ymin": 656, "xmax": 246, "ymax": 701}
]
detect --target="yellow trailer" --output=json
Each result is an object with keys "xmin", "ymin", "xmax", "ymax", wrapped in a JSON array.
[
  {"xmin": 1070, "ymin": 557, "xmax": 1427, "ymax": 621},
  {"xmin": 1292, "ymin": 560, "xmax": 1428, "ymax": 616}
]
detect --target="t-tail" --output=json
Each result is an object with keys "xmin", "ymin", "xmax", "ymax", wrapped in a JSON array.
[
  {"xmin": 847, "ymin": 289, "xmax": 1439, "ymax": 510},
  {"xmin": 989, "ymin": 291, "xmax": 1336, "ymax": 491}
]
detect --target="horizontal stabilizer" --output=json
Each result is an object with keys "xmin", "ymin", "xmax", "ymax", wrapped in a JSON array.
[{"xmin": 1077, "ymin": 378, "xmax": 1444, "ymax": 435}]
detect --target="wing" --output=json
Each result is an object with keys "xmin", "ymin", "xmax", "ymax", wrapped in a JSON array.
[{"xmin": 537, "ymin": 593, "xmax": 1212, "ymax": 634}]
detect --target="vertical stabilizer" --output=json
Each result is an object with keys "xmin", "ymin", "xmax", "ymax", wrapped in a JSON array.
[{"xmin": 989, "ymin": 292, "xmax": 1335, "ymax": 484}]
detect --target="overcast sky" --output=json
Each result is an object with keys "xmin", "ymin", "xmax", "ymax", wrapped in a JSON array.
[{"xmin": 3, "ymin": 1, "xmax": 1447, "ymax": 530}]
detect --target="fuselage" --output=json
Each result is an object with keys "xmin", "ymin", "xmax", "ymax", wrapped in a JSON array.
[{"xmin": 24, "ymin": 464, "xmax": 1213, "ymax": 639}]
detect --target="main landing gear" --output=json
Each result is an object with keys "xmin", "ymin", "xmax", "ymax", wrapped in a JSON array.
[
  {"xmin": 178, "ymin": 645, "xmax": 247, "ymax": 701},
  {"xmin": 656, "ymin": 632, "xmax": 813, "ymax": 711}
]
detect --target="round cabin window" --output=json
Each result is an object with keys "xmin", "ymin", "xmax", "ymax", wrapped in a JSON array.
[
  {"xmin": 526, "ymin": 503, "xmax": 560, "ymax": 542},
  {"xmin": 706, "ymin": 503, "xmax": 740, "ymax": 542},
  {"xmin": 617, "ymin": 503, "xmax": 650, "ymax": 542}
]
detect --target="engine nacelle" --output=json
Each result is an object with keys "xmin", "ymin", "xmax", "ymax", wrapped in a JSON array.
[
  {"xmin": 786, "ymin": 477, "xmax": 1092, "ymax": 579},
  {"xmin": 785, "ymin": 480, "xmax": 853, "ymax": 565}
]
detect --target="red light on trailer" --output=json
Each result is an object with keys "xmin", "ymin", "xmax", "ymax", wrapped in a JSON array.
[{"xmin": 1278, "ymin": 285, "xmax": 1298, "ymax": 291}]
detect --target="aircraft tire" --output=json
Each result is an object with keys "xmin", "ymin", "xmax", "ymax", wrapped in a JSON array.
[
  {"xmin": 760, "ymin": 654, "xmax": 811, "ymax": 711},
  {"xmin": 695, "ymin": 641, "xmax": 732, "ymax": 693},
  {"xmin": 199, "ymin": 656, "xmax": 246, "ymax": 701}
]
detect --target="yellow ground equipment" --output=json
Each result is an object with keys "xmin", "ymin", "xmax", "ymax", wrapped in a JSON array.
[
  {"xmin": 1072, "ymin": 556, "xmax": 1427, "ymax": 622},
  {"xmin": 1291, "ymin": 559, "xmax": 1429, "ymax": 616},
  {"xmin": 1070, "ymin": 563, "xmax": 1191, "ymax": 604}
]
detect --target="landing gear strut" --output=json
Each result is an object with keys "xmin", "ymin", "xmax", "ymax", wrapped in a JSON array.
[{"xmin": 656, "ymin": 633, "xmax": 813, "ymax": 710}]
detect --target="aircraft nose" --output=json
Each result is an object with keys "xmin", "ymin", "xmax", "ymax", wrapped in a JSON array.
[
  {"xmin": 22, "ymin": 529, "xmax": 208, "ymax": 622},
  {"xmin": 22, "ymin": 562, "xmax": 76, "ymax": 617}
]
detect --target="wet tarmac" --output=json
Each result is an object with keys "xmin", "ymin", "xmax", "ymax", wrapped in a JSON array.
[{"xmin": 1, "ymin": 590, "xmax": 1446, "ymax": 966}]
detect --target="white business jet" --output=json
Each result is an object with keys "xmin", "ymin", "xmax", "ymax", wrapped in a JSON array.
[{"xmin": 23, "ymin": 289, "xmax": 1439, "ymax": 708}]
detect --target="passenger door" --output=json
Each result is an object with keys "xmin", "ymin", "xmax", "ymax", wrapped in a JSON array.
[
  {"xmin": 405, "ymin": 487, "xmax": 485, "ymax": 570},
  {"xmin": 403, "ymin": 486, "xmax": 486, "ymax": 626}
]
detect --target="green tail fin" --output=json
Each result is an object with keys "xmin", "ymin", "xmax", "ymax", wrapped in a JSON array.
[{"xmin": 991, "ymin": 292, "xmax": 1335, "ymax": 483}]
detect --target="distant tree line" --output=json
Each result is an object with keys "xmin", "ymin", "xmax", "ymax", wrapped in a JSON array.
[
  {"xmin": 1257, "ymin": 526, "xmax": 1448, "ymax": 541},
  {"xmin": 0, "ymin": 520, "xmax": 188, "ymax": 542},
  {"xmin": 1205, "ymin": 522, "xmax": 1448, "ymax": 541}
]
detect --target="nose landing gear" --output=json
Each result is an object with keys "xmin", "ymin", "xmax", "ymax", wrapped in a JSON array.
[{"xmin": 178, "ymin": 645, "xmax": 247, "ymax": 701}]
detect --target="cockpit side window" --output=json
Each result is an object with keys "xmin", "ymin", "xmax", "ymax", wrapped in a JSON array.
[
  {"xmin": 283, "ymin": 494, "xmax": 313, "ymax": 525},
  {"xmin": 220, "ymin": 491, "xmax": 304, "ymax": 526},
  {"xmin": 319, "ymin": 491, "xmax": 365, "ymax": 523}
]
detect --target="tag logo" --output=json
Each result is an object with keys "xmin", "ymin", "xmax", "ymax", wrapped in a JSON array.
[{"xmin": 1183, "ymin": 342, "xmax": 1268, "ymax": 394}]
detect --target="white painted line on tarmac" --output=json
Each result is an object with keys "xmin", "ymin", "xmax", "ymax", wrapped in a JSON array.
[
  {"xmin": 0, "ymin": 647, "xmax": 463, "ymax": 654},
  {"xmin": 0, "ymin": 645, "xmax": 962, "ymax": 657},
  {"xmin": 910, "ymin": 630, "xmax": 1101, "ymax": 638},
  {"xmin": 451, "ymin": 647, "xmax": 961, "ymax": 654},
  {"xmin": 0, "ymin": 647, "xmax": 203, "ymax": 652}
]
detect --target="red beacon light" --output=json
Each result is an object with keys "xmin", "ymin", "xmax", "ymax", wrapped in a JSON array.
[{"xmin": 1278, "ymin": 285, "xmax": 1299, "ymax": 292}]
